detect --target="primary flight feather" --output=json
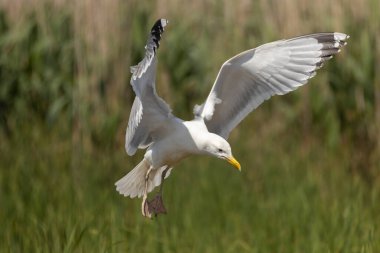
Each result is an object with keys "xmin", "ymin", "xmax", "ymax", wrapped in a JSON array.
[{"xmin": 115, "ymin": 19, "xmax": 348, "ymax": 218}]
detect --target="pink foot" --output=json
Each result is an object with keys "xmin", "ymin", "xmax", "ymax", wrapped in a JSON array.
[{"xmin": 142, "ymin": 195, "xmax": 167, "ymax": 218}]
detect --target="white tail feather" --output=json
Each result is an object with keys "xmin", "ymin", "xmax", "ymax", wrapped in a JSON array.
[{"xmin": 115, "ymin": 159, "xmax": 172, "ymax": 198}]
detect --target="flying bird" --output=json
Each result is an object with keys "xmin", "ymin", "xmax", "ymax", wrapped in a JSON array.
[{"xmin": 115, "ymin": 19, "xmax": 348, "ymax": 218}]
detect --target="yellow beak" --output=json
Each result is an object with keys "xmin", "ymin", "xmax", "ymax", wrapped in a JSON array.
[{"xmin": 226, "ymin": 156, "xmax": 241, "ymax": 171}]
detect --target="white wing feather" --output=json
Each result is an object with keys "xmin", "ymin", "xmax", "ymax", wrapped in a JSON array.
[
  {"xmin": 125, "ymin": 19, "xmax": 174, "ymax": 155},
  {"xmin": 194, "ymin": 33, "xmax": 349, "ymax": 138}
]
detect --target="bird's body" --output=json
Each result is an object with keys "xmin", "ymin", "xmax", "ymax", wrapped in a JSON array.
[
  {"xmin": 115, "ymin": 18, "xmax": 348, "ymax": 218},
  {"xmin": 145, "ymin": 119, "xmax": 206, "ymax": 167},
  {"xmin": 116, "ymin": 118, "xmax": 233, "ymax": 199}
]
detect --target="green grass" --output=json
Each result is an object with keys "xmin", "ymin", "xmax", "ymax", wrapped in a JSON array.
[{"xmin": 1, "ymin": 122, "xmax": 379, "ymax": 253}]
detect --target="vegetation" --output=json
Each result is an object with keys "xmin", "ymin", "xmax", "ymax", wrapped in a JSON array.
[{"xmin": 0, "ymin": 0, "xmax": 379, "ymax": 252}]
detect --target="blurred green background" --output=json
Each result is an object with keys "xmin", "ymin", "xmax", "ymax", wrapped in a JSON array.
[{"xmin": 0, "ymin": 0, "xmax": 379, "ymax": 252}]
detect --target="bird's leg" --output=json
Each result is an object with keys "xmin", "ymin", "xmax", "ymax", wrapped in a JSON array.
[
  {"xmin": 159, "ymin": 168, "xmax": 169, "ymax": 196},
  {"xmin": 147, "ymin": 168, "xmax": 169, "ymax": 217},
  {"xmin": 141, "ymin": 167, "xmax": 153, "ymax": 218}
]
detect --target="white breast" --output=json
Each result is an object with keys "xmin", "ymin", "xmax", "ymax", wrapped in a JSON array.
[{"xmin": 145, "ymin": 119, "xmax": 209, "ymax": 168}]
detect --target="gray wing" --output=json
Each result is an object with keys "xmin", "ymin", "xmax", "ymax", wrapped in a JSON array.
[
  {"xmin": 125, "ymin": 19, "xmax": 174, "ymax": 155},
  {"xmin": 194, "ymin": 33, "xmax": 349, "ymax": 139}
]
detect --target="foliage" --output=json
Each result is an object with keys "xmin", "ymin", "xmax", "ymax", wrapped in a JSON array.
[{"xmin": 0, "ymin": 7, "xmax": 74, "ymax": 128}]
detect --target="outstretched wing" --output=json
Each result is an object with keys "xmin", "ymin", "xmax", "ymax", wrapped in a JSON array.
[
  {"xmin": 194, "ymin": 33, "xmax": 349, "ymax": 139},
  {"xmin": 125, "ymin": 19, "xmax": 174, "ymax": 155}
]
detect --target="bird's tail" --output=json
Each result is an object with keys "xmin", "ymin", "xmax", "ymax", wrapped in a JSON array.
[{"xmin": 115, "ymin": 159, "xmax": 172, "ymax": 198}]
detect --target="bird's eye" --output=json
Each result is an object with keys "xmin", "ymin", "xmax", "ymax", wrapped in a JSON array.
[{"xmin": 218, "ymin": 148, "xmax": 223, "ymax": 153}]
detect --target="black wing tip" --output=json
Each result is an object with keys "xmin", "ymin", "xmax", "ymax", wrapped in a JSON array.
[
  {"xmin": 151, "ymin": 19, "xmax": 168, "ymax": 32},
  {"xmin": 292, "ymin": 32, "xmax": 349, "ymax": 44},
  {"xmin": 150, "ymin": 19, "xmax": 169, "ymax": 48},
  {"xmin": 130, "ymin": 19, "xmax": 169, "ymax": 80},
  {"xmin": 312, "ymin": 32, "xmax": 349, "ymax": 45},
  {"xmin": 320, "ymin": 33, "xmax": 349, "ymax": 58},
  {"xmin": 148, "ymin": 19, "xmax": 168, "ymax": 50}
]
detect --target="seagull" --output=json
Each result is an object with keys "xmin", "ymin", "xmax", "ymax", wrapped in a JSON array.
[{"xmin": 115, "ymin": 19, "xmax": 348, "ymax": 218}]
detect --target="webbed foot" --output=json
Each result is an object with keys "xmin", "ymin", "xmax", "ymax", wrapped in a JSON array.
[{"xmin": 142, "ymin": 194, "xmax": 167, "ymax": 218}]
